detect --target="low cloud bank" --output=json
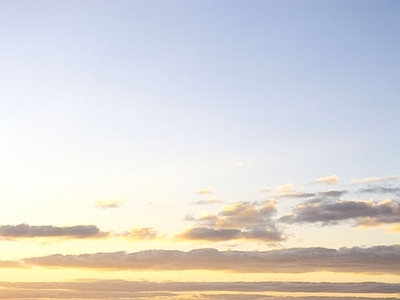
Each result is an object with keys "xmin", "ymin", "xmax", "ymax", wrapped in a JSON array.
[
  {"xmin": 23, "ymin": 245, "xmax": 400, "ymax": 274},
  {"xmin": 1, "ymin": 280, "xmax": 400, "ymax": 294}
]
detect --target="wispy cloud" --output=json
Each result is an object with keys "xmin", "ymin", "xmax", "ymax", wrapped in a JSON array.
[
  {"xmin": 358, "ymin": 186, "xmax": 400, "ymax": 197},
  {"xmin": 121, "ymin": 228, "xmax": 164, "ymax": 241},
  {"xmin": 22, "ymin": 245, "xmax": 400, "ymax": 274},
  {"xmin": 275, "ymin": 183, "xmax": 314, "ymax": 198},
  {"xmin": 315, "ymin": 175, "xmax": 339, "ymax": 185},
  {"xmin": 280, "ymin": 199, "xmax": 400, "ymax": 227},
  {"xmin": 0, "ymin": 224, "xmax": 109, "ymax": 240},
  {"xmin": 192, "ymin": 198, "xmax": 224, "ymax": 205},
  {"xmin": 174, "ymin": 201, "xmax": 283, "ymax": 243},
  {"xmin": 261, "ymin": 186, "xmax": 272, "ymax": 192},
  {"xmin": 350, "ymin": 175, "xmax": 400, "ymax": 185},
  {"xmin": 95, "ymin": 199, "xmax": 125, "ymax": 209},
  {"xmin": 196, "ymin": 188, "xmax": 213, "ymax": 195}
]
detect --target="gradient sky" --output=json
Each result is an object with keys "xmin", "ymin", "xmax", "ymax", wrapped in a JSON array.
[{"xmin": 1, "ymin": 1, "xmax": 400, "ymax": 299}]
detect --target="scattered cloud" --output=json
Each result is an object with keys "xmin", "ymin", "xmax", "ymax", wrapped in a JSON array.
[
  {"xmin": 192, "ymin": 198, "xmax": 224, "ymax": 205},
  {"xmin": 196, "ymin": 188, "xmax": 213, "ymax": 195},
  {"xmin": 275, "ymin": 183, "xmax": 313, "ymax": 198},
  {"xmin": 280, "ymin": 199, "xmax": 400, "ymax": 227},
  {"xmin": 95, "ymin": 198, "xmax": 125, "ymax": 209},
  {"xmin": 350, "ymin": 175, "xmax": 400, "ymax": 185},
  {"xmin": 175, "ymin": 201, "xmax": 284, "ymax": 243},
  {"xmin": 0, "ymin": 224, "xmax": 109, "ymax": 240},
  {"xmin": 22, "ymin": 245, "xmax": 400, "ymax": 274},
  {"xmin": 121, "ymin": 228, "xmax": 164, "ymax": 241},
  {"xmin": 320, "ymin": 190, "xmax": 348, "ymax": 197},
  {"xmin": 277, "ymin": 183, "xmax": 296, "ymax": 194},
  {"xmin": 315, "ymin": 175, "xmax": 339, "ymax": 185}
]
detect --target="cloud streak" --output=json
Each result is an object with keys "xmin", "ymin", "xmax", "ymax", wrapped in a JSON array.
[
  {"xmin": 192, "ymin": 198, "xmax": 224, "ymax": 205},
  {"xmin": 95, "ymin": 199, "xmax": 125, "ymax": 209},
  {"xmin": 196, "ymin": 188, "xmax": 213, "ymax": 195},
  {"xmin": 350, "ymin": 175, "xmax": 400, "ymax": 185},
  {"xmin": 0, "ymin": 224, "xmax": 108, "ymax": 239},
  {"xmin": 315, "ymin": 175, "xmax": 339, "ymax": 185},
  {"xmin": 121, "ymin": 228, "xmax": 164, "ymax": 241},
  {"xmin": 22, "ymin": 245, "xmax": 400, "ymax": 274}
]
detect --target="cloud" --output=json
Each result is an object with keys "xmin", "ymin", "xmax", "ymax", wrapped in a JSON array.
[
  {"xmin": 196, "ymin": 188, "xmax": 213, "ymax": 195},
  {"xmin": 315, "ymin": 175, "xmax": 339, "ymax": 185},
  {"xmin": 174, "ymin": 201, "xmax": 284, "ymax": 243},
  {"xmin": 320, "ymin": 190, "xmax": 348, "ymax": 197},
  {"xmin": 1, "ymin": 280, "xmax": 400, "ymax": 297},
  {"xmin": 192, "ymin": 198, "xmax": 224, "ymax": 205},
  {"xmin": 261, "ymin": 187, "xmax": 271, "ymax": 192},
  {"xmin": 277, "ymin": 183, "xmax": 296, "ymax": 194},
  {"xmin": 388, "ymin": 224, "xmax": 400, "ymax": 233},
  {"xmin": 175, "ymin": 227, "xmax": 283, "ymax": 242},
  {"xmin": 275, "ymin": 184, "xmax": 314, "ymax": 198},
  {"xmin": 358, "ymin": 186, "xmax": 400, "ymax": 197},
  {"xmin": 121, "ymin": 228, "xmax": 164, "ymax": 241},
  {"xmin": 280, "ymin": 199, "xmax": 400, "ymax": 227},
  {"xmin": 0, "ymin": 224, "xmax": 109, "ymax": 240},
  {"xmin": 95, "ymin": 199, "xmax": 124, "ymax": 209},
  {"xmin": 0, "ymin": 260, "xmax": 24, "ymax": 268},
  {"xmin": 350, "ymin": 175, "xmax": 400, "ymax": 185},
  {"xmin": 22, "ymin": 245, "xmax": 400, "ymax": 274}
]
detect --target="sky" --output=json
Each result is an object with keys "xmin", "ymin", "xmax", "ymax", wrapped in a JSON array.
[{"xmin": 1, "ymin": 0, "xmax": 400, "ymax": 299}]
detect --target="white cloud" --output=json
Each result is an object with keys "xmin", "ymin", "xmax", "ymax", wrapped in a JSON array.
[
  {"xmin": 315, "ymin": 175, "xmax": 339, "ymax": 185},
  {"xmin": 95, "ymin": 198, "xmax": 125, "ymax": 209}
]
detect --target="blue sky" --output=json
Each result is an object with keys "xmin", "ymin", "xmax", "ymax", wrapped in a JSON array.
[{"xmin": 1, "ymin": 1, "xmax": 400, "ymax": 299}]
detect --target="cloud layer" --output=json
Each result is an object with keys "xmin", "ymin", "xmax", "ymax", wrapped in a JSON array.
[
  {"xmin": 0, "ymin": 280, "xmax": 399, "ymax": 298},
  {"xmin": 22, "ymin": 245, "xmax": 400, "ymax": 274}
]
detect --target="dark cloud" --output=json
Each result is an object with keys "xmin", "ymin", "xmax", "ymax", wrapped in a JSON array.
[
  {"xmin": 280, "ymin": 199, "xmax": 400, "ymax": 226},
  {"xmin": 175, "ymin": 227, "xmax": 282, "ymax": 242},
  {"xmin": 0, "ymin": 224, "xmax": 108, "ymax": 239},
  {"xmin": 175, "ymin": 201, "xmax": 284, "ymax": 243},
  {"xmin": 276, "ymin": 192, "xmax": 317, "ymax": 199},
  {"xmin": 23, "ymin": 245, "xmax": 400, "ymax": 274},
  {"xmin": 358, "ymin": 186, "xmax": 400, "ymax": 197},
  {"xmin": 319, "ymin": 190, "xmax": 348, "ymax": 197}
]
